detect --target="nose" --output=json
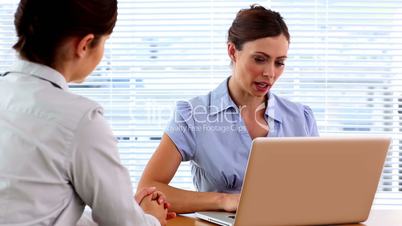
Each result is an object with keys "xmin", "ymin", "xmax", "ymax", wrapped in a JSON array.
[{"xmin": 262, "ymin": 63, "xmax": 275, "ymax": 82}]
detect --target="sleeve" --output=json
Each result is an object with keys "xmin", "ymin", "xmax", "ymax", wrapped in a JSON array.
[
  {"xmin": 303, "ymin": 105, "xmax": 320, "ymax": 136},
  {"xmin": 164, "ymin": 100, "xmax": 197, "ymax": 161},
  {"xmin": 68, "ymin": 108, "xmax": 160, "ymax": 226}
]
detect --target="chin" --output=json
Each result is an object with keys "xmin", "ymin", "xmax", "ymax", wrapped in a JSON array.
[
  {"xmin": 71, "ymin": 74, "xmax": 90, "ymax": 83},
  {"xmin": 252, "ymin": 90, "xmax": 269, "ymax": 98},
  {"xmin": 70, "ymin": 78, "xmax": 86, "ymax": 84}
]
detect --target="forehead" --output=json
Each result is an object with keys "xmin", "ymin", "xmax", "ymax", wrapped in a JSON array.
[{"xmin": 241, "ymin": 34, "xmax": 289, "ymax": 57}]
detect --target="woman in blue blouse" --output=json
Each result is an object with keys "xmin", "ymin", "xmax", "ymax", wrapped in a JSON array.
[{"xmin": 138, "ymin": 5, "xmax": 319, "ymax": 213}]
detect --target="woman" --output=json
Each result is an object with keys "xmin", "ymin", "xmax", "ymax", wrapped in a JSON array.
[
  {"xmin": 138, "ymin": 5, "xmax": 319, "ymax": 213},
  {"xmin": 0, "ymin": 0, "xmax": 172, "ymax": 225}
]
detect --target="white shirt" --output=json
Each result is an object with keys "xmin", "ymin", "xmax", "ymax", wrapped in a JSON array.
[{"xmin": 0, "ymin": 60, "xmax": 160, "ymax": 226}]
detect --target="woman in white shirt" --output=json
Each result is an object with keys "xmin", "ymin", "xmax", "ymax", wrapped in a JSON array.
[{"xmin": 0, "ymin": 0, "xmax": 172, "ymax": 225}]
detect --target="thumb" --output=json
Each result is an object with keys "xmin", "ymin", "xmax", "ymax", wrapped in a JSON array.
[{"xmin": 135, "ymin": 187, "xmax": 156, "ymax": 204}]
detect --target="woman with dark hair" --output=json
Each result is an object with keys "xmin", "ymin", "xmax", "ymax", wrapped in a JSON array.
[
  {"xmin": 0, "ymin": 0, "xmax": 171, "ymax": 225},
  {"xmin": 138, "ymin": 5, "xmax": 319, "ymax": 213}
]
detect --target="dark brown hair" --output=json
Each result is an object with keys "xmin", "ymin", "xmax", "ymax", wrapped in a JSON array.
[
  {"xmin": 228, "ymin": 4, "xmax": 290, "ymax": 50},
  {"xmin": 13, "ymin": 0, "xmax": 118, "ymax": 66}
]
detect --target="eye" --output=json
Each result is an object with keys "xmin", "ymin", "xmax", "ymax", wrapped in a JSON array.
[
  {"xmin": 254, "ymin": 56, "xmax": 266, "ymax": 64},
  {"xmin": 275, "ymin": 61, "xmax": 285, "ymax": 67}
]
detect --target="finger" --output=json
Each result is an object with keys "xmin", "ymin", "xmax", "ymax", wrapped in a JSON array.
[
  {"xmin": 158, "ymin": 196, "xmax": 165, "ymax": 205},
  {"xmin": 166, "ymin": 212, "xmax": 177, "ymax": 220},
  {"xmin": 150, "ymin": 191, "xmax": 160, "ymax": 203},
  {"xmin": 163, "ymin": 201, "xmax": 171, "ymax": 209},
  {"xmin": 145, "ymin": 193, "xmax": 155, "ymax": 203},
  {"xmin": 139, "ymin": 193, "xmax": 154, "ymax": 208},
  {"xmin": 135, "ymin": 187, "xmax": 156, "ymax": 204},
  {"xmin": 150, "ymin": 191, "xmax": 166, "ymax": 204},
  {"xmin": 142, "ymin": 187, "xmax": 157, "ymax": 196},
  {"xmin": 156, "ymin": 191, "xmax": 167, "ymax": 204}
]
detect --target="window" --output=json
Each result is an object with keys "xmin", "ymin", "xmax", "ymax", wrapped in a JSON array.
[
  {"xmin": 270, "ymin": 0, "xmax": 402, "ymax": 207},
  {"xmin": 1, "ymin": 0, "xmax": 401, "ymax": 207}
]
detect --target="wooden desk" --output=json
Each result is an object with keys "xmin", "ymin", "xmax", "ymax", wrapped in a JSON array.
[{"xmin": 167, "ymin": 209, "xmax": 402, "ymax": 226}]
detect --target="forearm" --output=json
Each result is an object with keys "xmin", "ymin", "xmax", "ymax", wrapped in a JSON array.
[
  {"xmin": 138, "ymin": 134, "xmax": 237, "ymax": 213},
  {"xmin": 138, "ymin": 180, "xmax": 226, "ymax": 213}
]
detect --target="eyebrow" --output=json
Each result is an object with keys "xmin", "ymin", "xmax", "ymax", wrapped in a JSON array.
[{"xmin": 255, "ymin": 51, "xmax": 288, "ymax": 60}]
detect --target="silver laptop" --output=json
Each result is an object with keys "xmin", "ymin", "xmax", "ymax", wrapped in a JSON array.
[{"xmin": 196, "ymin": 136, "xmax": 390, "ymax": 226}]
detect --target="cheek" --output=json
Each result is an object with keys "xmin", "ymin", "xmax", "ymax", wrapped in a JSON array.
[{"xmin": 244, "ymin": 61, "xmax": 263, "ymax": 78}]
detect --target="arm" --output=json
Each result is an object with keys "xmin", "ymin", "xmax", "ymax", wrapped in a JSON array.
[
  {"xmin": 138, "ymin": 133, "xmax": 239, "ymax": 213},
  {"xmin": 69, "ymin": 109, "xmax": 166, "ymax": 226}
]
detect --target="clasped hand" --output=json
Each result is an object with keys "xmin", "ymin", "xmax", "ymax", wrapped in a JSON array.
[{"xmin": 135, "ymin": 187, "xmax": 176, "ymax": 226}]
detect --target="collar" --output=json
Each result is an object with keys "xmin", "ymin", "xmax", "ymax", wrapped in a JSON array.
[
  {"xmin": 265, "ymin": 92, "xmax": 282, "ymax": 123},
  {"xmin": 210, "ymin": 77, "xmax": 282, "ymax": 123},
  {"xmin": 209, "ymin": 77, "xmax": 238, "ymax": 115},
  {"xmin": 10, "ymin": 59, "xmax": 69, "ymax": 91}
]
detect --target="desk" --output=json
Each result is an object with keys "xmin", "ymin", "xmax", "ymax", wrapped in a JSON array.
[{"xmin": 167, "ymin": 209, "xmax": 402, "ymax": 226}]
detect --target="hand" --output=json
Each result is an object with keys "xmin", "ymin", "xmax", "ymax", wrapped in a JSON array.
[
  {"xmin": 140, "ymin": 195, "xmax": 168, "ymax": 226},
  {"xmin": 164, "ymin": 204, "xmax": 176, "ymax": 220},
  {"xmin": 135, "ymin": 187, "xmax": 177, "ymax": 220},
  {"xmin": 220, "ymin": 193, "xmax": 240, "ymax": 212},
  {"xmin": 135, "ymin": 187, "xmax": 157, "ymax": 204},
  {"xmin": 150, "ymin": 190, "xmax": 177, "ymax": 220}
]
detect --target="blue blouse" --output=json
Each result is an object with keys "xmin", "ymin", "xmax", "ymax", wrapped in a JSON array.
[{"xmin": 165, "ymin": 78, "xmax": 319, "ymax": 193}]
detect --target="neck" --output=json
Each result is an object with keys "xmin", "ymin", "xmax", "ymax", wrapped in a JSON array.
[
  {"xmin": 50, "ymin": 37, "xmax": 82, "ymax": 83},
  {"xmin": 228, "ymin": 76, "xmax": 267, "ymax": 110},
  {"xmin": 52, "ymin": 64, "xmax": 72, "ymax": 82}
]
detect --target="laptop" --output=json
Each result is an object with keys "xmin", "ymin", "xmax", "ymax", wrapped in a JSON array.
[{"xmin": 195, "ymin": 136, "xmax": 390, "ymax": 226}]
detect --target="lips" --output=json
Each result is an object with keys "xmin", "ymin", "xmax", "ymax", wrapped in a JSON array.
[{"xmin": 254, "ymin": 81, "xmax": 271, "ymax": 92}]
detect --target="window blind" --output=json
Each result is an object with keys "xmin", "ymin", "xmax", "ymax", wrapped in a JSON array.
[
  {"xmin": 0, "ymin": 0, "xmax": 401, "ymax": 208},
  {"xmin": 269, "ymin": 0, "xmax": 402, "ymax": 208}
]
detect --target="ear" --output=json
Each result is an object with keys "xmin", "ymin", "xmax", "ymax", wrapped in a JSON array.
[
  {"xmin": 227, "ymin": 42, "xmax": 237, "ymax": 63},
  {"xmin": 76, "ymin": 34, "xmax": 95, "ymax": 58}
]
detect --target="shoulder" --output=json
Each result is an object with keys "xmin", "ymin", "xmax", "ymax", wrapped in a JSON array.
[
  {"xmin": 55, "ymin": 91, "xmax": 103, "ymax": 127},
  {"xmin": 62, "ymin": 91, "xmax": 102, "ymax": 113},
  {"xmin": 26, "ymin": 85, "xmax": 104, "ymax": 132},
  {"xmin": 270, "ymin": 93, "xmax": 318, "ymax": 136},
  {"xmin": 270, "ymin": 93, "xmax": 315, "ymax": 119},
  {"xmin": 271, "ymin": 93, "xmax": 306, "ymax": 112},
  {"xmin": 174, "ymin": 77, "xmax": 229, "ymax": 114},
  {"xmin": 174, "ymin": 92, "xmax": 212, "ymax": 116}
]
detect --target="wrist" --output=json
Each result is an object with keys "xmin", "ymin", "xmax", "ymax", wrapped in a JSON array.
[{"xmin": 216, "ymin": 193, "xmax": 227, "ymax": 211}]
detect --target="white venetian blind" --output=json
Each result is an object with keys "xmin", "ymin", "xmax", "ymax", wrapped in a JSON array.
[
  {"xmin": 90, "ymin": 0, "xmax": 263, "ymax": 191},
  {"xmin": 269, "ymin": 0, "xmax": 402, "ymax": 207},
  {"xmin": 0, "ymin": 1, "xmax": 17, "ymax": 67},
  {"xmin": 0, "ymin": 0, "xmax": 401, "ymax": 208}
]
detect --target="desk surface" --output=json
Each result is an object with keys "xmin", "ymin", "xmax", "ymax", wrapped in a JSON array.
[{"xmin": 167, "ymin": 209, "xmax": 402, "ymax": 226}]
